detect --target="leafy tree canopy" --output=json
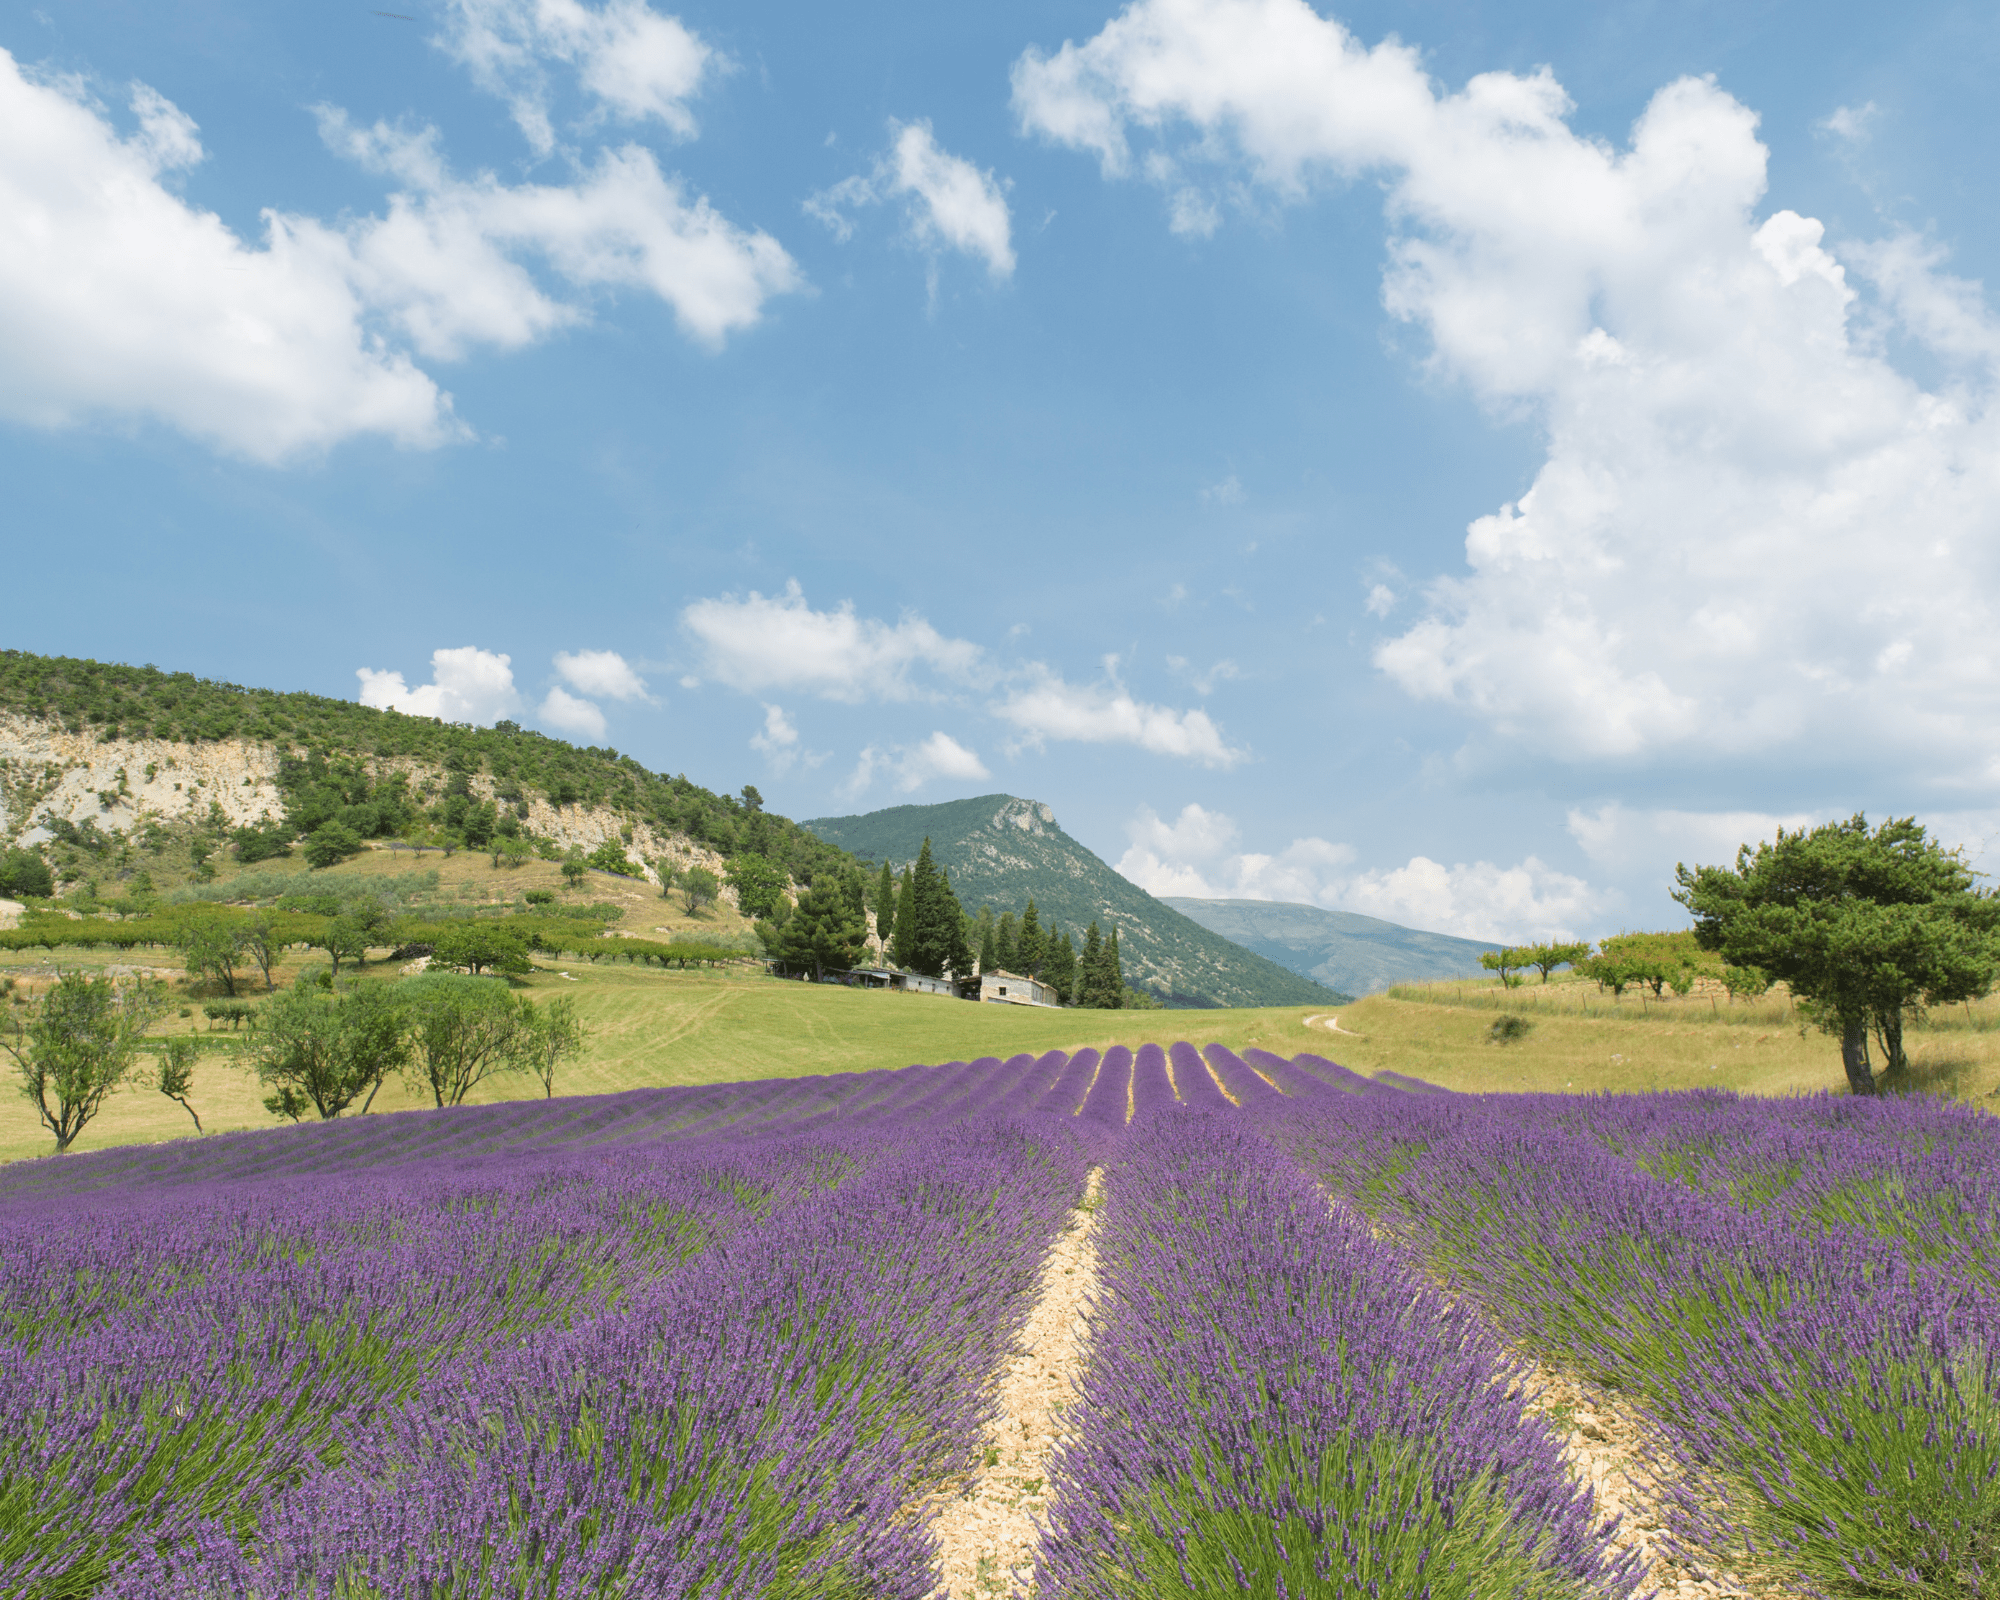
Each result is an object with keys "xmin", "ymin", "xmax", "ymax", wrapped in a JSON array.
[{"xmin": 1674, "ymin": 814, "xmax": 2000, "ymax": 1094}]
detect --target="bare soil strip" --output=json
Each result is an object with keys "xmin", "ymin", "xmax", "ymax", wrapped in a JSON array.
[
  {"xmin": 928, "ymin": 1167, "xmax": 1105, "ymax": 1599},
  {"xmin": 1522, "ymin": 1362, "xmax": 1774, "ymax": 1598}
]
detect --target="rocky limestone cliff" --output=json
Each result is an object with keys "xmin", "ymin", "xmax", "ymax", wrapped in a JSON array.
[{"xmin": 0, "ymin": 714, "xmax": 751, "ymax": 909}]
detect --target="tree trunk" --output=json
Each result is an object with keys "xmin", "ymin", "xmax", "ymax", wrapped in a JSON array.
[
  {"xmin": 1874, "ymin": 1008, "xmax": 1909, "ymax": 1088},
  {"xmin": 1841, "ymin": 1019, "xmax": 1877, "ymax": 1096}
]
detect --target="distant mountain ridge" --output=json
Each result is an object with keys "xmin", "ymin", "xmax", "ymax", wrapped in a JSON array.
[
  {"xmin": 801, "ymin": 795, "xmax": 1346, "ymax": 1009},
  {"xmin": 1160, "ymin": 897, "xmax": 1499, "ymax": 997}
]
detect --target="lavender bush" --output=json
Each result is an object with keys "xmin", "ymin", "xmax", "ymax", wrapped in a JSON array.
[
  {"xmin": 1035, "ymin": 1113, "xmax": 1639, "ymax": 1600},
  {"xmin": 1285, "ymin": 1093, "xmax": 2000, "ymax": 1597}
]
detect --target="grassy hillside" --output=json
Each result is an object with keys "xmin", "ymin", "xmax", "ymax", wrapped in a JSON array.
[
  {"xmin": 801, "ymin": 794, "xmax": 1344, "ymax": 1009},
  {"xmin": 1161, "ymin": 897, "xmax": 1497, "ymax": 995},
  {"xmin": 0, "ymin": 649, "xmax": 856, "ymax": 890}
]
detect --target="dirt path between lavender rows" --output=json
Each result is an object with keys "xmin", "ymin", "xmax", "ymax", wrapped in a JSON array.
[{"xmin": 927, "ymin": 1167, "xmax": 1104, "ymax": 1599}]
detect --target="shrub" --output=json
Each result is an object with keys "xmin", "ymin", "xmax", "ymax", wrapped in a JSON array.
[{"xmin": 1488, "ymin": 1014, "xmax": 1533, "ymax": 1044}]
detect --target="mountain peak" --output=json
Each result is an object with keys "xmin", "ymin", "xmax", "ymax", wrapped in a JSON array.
[{"xmin": 801, "ymin": 795, "xmax": 1344, "ymax": 1009}]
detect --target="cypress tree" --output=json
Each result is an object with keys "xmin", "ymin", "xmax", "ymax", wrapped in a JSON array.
[
  {"xmin": 938, "ymin": 869, "xmax": 974, "ymax": 980},
  {"xmin": 890, "ymin": 865, "xmax": 918, "ymax": 969},
  {"xmin": 1078, "ymin": 923, "xmax": 1103, "ymax": 1007},
  {"xmin": 905, "ymin": 839, "xmax": 973, "ymax": 979},
  {"xmin": 977, "ymin": 910, "xmax": 999, "ymax": 976},
  {"xmin": 1078, "ymin": 921, "xmax": 1125, "ymax": 1009},
  {"xmin": 873, "ymin": 860, "xmax": 896, "ymax": 947},
  {"xmin": 1017, "ymin": 899, "xmax": 1046, "ymax": 977},
  {"xmin": 1041, "ymin": 927, "xmax": 1075, "ymax": 1002},
  {"xmin": 995, "ymin": 911, "xmax": 1018, "ymax": 974}
]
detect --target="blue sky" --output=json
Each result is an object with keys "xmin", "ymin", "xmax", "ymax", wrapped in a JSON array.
[{"xmin": 6, "ymin": 0, "xmax": 2000, "ymax": 941}]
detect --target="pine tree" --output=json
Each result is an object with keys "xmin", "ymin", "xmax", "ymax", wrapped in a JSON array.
[
  {"xmin": 1017, "ymin": 899, "xmax": 1046, "ymax": 977},
  {"xmin": 776, "ymin": 881, "xmax": 866, "ymax": 980},
  {"xmin": 995, "ymin": 911, "xmax": 1018, "ymax": 974},
  {"xmin": 905, "ymin": 839, "xmax": 972, "ymax": 979},
  {"xmin": 1041, "ymin": 927, "xmax": 1075, "ymax": 1003},
  {"xmin": 937, "ymin": 869, "xmax": 974, "ymax": 980},
  {"xmin": 890, "ymin": 865, "xmax": 917, "ymax": 969},
  {"xmin": 873, "ymin": 860, "xmax": 896, "ymax": 949},
  {"xmin": 1078, "ymin": 921, "xmax": 1124, "ymax": 1009}
]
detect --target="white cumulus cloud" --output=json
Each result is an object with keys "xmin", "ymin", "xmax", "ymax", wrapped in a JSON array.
[
  {"xmin": 0, "ymin": 53, "xmax": 797, "ymax": 462},
  {"xmin": 553, "ymin": 647, "xmax": 649, "ymax": 701},
  {"xmin": 317, "ymin": 110, "xmax": 801, "ymax": 355},
  {"xmin": 357, "ymin": 646, "xmax": 522, "ymax": 724},
  {"xmin": 841, "ymin": 732, "xmax": 991, "ymax": 798},
  {"xmin": 538, "ymin": 685, "xmax": 608, "ymax": 739},
  {"xmin": 1116, "ymin": 801, "xmax": 1604, "ymax": 942},
  {"xmin": 995, "ymin": 659, "xmax": 1245, "ymax": 767},
  {"xmin": 1016, "ymin": 0, "xmax": 2000, "ymax": 789},
  {"xmin": 681, "ymin": 581, "xmax": 982, "ymax": 702},
  {"xmin": 0, "ymin": 57, "xmax": 457, "ymax": 462},
  {"xmin": 436, "ymin": 0, "xmax": 718, "ymax": 156},
  {"xmin": 806, "ymin": 119, "xmax": 1015, "ymax": 280}
]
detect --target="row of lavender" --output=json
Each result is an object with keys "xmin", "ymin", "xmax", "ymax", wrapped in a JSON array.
[
  {"xmin": 1, "ymin": 1104, "xmax": 1089, "ymax": 1597},
  {"xmin": 14, "ymin": 1039, "xmax": 1995, "ymax": 1597},
  {"xmin": 1253, "ymin": 1086, "xmax": 2000, "ymax": 1597},
  {"xmin": 1032, "ymin": 1047, "xmax": 1642, "ymax": 1599},
  {"xmin": 0, "ymin": 1041, "xmax": 1410, "ymax": 1203}
]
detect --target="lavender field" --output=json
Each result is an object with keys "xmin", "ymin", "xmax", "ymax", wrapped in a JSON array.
[{"xmin": 3, "ymin": 1044, "xmax": 1995, "ymax": 1599}]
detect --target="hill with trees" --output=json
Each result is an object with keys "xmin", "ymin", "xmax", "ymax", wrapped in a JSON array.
[
  {"xmin": 801, "ymin": 795, "xmax": 1346, "ymax": 1009},
  {"xmin": 1160, "ymin": 898, "xmax": 1498, "ymax": 997},
  {"xmin": 0, "ymin": 650, "xmax": 858, "ymax": 904}
]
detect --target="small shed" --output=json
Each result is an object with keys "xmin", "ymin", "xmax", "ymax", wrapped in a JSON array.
[{"xmin": 977, "ymin": 969, "xmax": 1061, "ymax": 1008}]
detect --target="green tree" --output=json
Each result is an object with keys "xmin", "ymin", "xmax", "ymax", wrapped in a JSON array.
[
  {"xmin": 303, "ymin": 822, "xmax": 365, "ymax": 869},
  {"xmin": 493, "ymin": 835, "xmax": 533, "ymax": 870},
  {"xmin": 560, "ymin": 845, "xmax": 589, "ymax": 890},
  {"xmin": 774, "ymin": 880, "xmax": 868, "ymax": 980},
  {"xmin": 585, "ymin": 838, "xmax": 636, "ymax": 876},
  {"xmin": 0, "ymin": 848, "xmax": 53, "ymax": 899},
  {"xmin": 995, "ymin": 911, "xmax": 1019, "ymax": 974},
  {"xmin": 430, "ymin": 924, "xmax": 532, "ymax": 978},
  {"xmin": 2, "ymin": 971, "xmax": 164, "ymax": 1152},
  {"xmin": 890, "ymin": 867, "xmax": 918, "ymax": 969},
  {"xmin": 318, "ymin": 913, "xmax": 374, "ymax": 978},
  {"xmin": 1674, "ymin": 814, "xmax": 2000, "ymax": 1094},
  {"xmin": 653, "ymin": 858, "xmax": 681, "ymax": 899},
  {"xmin": 1076, "ymin": 924, "xmax": 1103, "ymax": 1007},
  {"xmin": 873, "ymin": 860, "xmax": 896, "ymax": 946},
  {"xmin": 252, "ymin": 980, "xmax": 409, "ymax": 1121},
  {"xmin": 154, "ymin": 1036, "xmax": 203, "ymax": 1133},
  {"xmin": 402, "ymin": 974, "xmax": 531, "ymax": 1107},
  {"xmin": 240, "ymin": 913, "xmax": 279, "ymax": 992},
  {"xmin": 680, "ymin": 865, "xmax": 720, "ymax": 916},
  {"xmin": 1041, "ymin": 927, "xmax": 1076, "ymax": 1003},
  {"xmin": 900, "ymin": 842, "xmax": 972, "ymax": 979},
  {"xmin": 1478, "ymin": 948, "xmax": 1525, "ymax": 987},
  {"xmin": 518, "ymin": 994, "xmax": 586, "ymax": 1098},
  {"xmin": 726, "ymin": 854, "xmax": 788, "ymax": 920},
  {"xmin": 1522, "ymin": 941, "xmax": 1589, "ymax": 982},
  {"xmin": 976, "ymin": 907, "xmax": 999, "ymax": 975},
  {"xmin": 1017, "ymin": 899, "xmax": 1047, "ymax": 978},
  {"xmin": 180, "ymin": 916, "xmax": 245, "ymax": 996}
]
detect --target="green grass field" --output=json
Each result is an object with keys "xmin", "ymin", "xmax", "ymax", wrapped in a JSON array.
[{"xmin": 6, "ymin": 877, "xmax": 1995, "ymax": 1164}]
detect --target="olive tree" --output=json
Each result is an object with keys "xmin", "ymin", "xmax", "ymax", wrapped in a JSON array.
[
  {"xmin": 519, "ymin": 995, "xmax": 586, "ymax": 1098},
  {"xmin": 3, "ymin": 972, "xmax": 164, "ymax": 1152},
  {"xmin": 1674, "ymin": 814, "xmax": 2000, "ymax": 1094},
  {"xmin": 154, "ymin": 1036, "xmax": 205, "ymax": 1133},
  {"xmin": 402, "ymin": 974, "xmax": 531, "ymax": 1107},
  {"xmin": 251, "ymin": 980, "xmax": 409, "ymax": 1121}
]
